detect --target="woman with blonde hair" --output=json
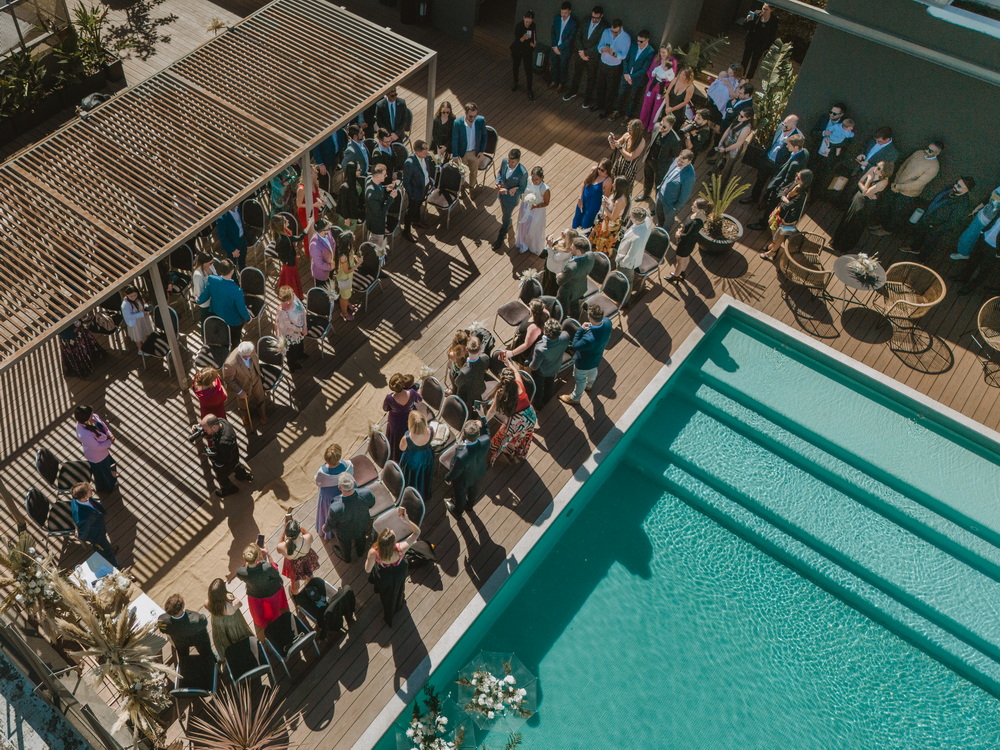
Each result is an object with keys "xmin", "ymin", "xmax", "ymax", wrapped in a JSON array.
[
  {"xmin": 832, "ymin": 161, "xmax": 894, "ymax": 254},
  {"xmin": 205, "ymin": 578, "xmax": 253, "ymax": 657},
  {"xmin": 543, "ymin": 228, "xmax": 581, "ymax": 295},
  {"xmin": 657, "ymin": 66, "xmax": 695, "ymax": 130},
  {"xmin": 191, "ymin": 366, "xmax": 227, "ymax": 418},
  {"xmin": 275, "ymin": 285, "xmax": 308, "ymax": 371},
  {"xmin": 399, "ymin": 410, "xmax": 434, "ymax": 502},
  {"xmin": 235, "ymin": 542, "xmax": 289, "ymax": 629},
  {"xmin": 608, "ymin": 118, "xmax": 648, "ymax": 190},
  {"xmin": 364, "ymin": 507, "xmax": 420, "ymax": 626}
]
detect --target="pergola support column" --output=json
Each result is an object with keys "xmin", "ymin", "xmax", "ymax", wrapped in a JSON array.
[
  {"xmin": 301, "ymin": 152, "xmax": 313, "ymax": 227},
  {"xmin": 425, "ymin": 54, "xmax": 437, "ymax": 142},
  {"xmin": 148, "ymin": 263, "xmax": 187, "ymax": 389}
]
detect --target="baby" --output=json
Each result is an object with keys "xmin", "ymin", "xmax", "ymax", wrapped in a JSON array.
[{"xmin": 818, "ymin": 117, "xmax": 855, "ymax": 157}]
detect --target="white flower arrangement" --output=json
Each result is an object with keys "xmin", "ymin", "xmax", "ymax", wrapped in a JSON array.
[
  {"xmin": 468, "ymin": 321, "xmax": 486, "ymax": 332},
  {"xmin": 456, "ymin": 667, "xmax": 531, "ymax": 722},
  {"xmin": 403, "ymin": 687, "xmax": 466, "ymax": 750},
  {"xmin": 847, "ymin": 252, "xmax": 881, "ymax": 284},
  {"xmin": 518, "ymin": 268, "xmax": 541, "ymax": 282},
  {"xmin": 454, "ymin": 160, "xmax": 470, "ymax": 176},
  {"xmin": 419, "ymin": 365, "xmax": 437, "ymax": 380},
  {"xmin": 521, "ymin": 192, "xmax": 538, "ymax": 206},
  {"xmin": 431, "ymin": 152, "xmax": 445, "ymax": 165}
]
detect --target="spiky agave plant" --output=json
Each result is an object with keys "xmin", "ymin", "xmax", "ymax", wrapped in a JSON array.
[
  {"xmin": 187, "ymin": 684, "xmax": 293, "ymax": 750},
  {"xmin": 698, "ymin": 174, "xmax": 750, "ymax": 239},
  {"xmin": 53, "ymin": 574, "xmax": 175, "ymax": 746}
]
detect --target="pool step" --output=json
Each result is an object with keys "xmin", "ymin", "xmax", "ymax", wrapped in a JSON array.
[
  {"xmin": 623, "ymin": 453, "xmax": 1000, "ymax": 698},
  {"xmin": 626, "ymin": 406, "xmax": 1000, "ymax": 697},
  {"xmin": 682, "ymin": 382, "xmax": 1000, "ymax": 584}
]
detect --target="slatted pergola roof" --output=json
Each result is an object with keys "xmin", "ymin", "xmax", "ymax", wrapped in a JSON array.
[{"xmin": 0, "ymin": 0, "xmax": 435, "ymax": 371}]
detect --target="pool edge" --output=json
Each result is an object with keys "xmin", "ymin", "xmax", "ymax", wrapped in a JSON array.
[{"xmin": 350, "ymin": 295, "xmax": 1000, "ymax": 750}]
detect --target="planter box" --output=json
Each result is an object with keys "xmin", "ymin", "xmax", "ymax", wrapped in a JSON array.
[
  {"xmin": 103, "ymin": 56, "xmax": 125, "ymax": 83},
  {"xmin": 0, "ymin": 68, "xmax": 110, "ymax": 149},
  {"xmin": 698, "ymin": 213, "xmax": 744, "ymax": 255}
]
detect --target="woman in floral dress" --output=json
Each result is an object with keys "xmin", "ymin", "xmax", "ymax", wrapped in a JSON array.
[
  {"xmin": 589, "ymin": 176, "xmax": 631, "ymax": 256},
  {"xmin": 275, "ymin": 285, "xmax": 308, "ymax": 371},
  {"xmin": 487, "ymin": 359, "xmax": 537, "ymax": 465}
]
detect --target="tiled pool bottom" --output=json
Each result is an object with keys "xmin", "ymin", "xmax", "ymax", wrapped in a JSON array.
[{"xmin": 371, "ymin": 305, "xmax": 1000, "ymax": 749}]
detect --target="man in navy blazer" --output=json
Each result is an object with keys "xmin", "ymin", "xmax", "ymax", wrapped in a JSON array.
[
  {"xmin": 609, "ymin": 29, "xmax": 654, "ymax": 120},
  {"xmin": 452, "ymin": 102, "xmax": 488, "ymax": 190},
  {"xmin": 342, "ymin": 123, "xmax": 370, "ymax": 177},
  {"xmin": 197, "ymin": 258, "xmax": 251, "ymax": 346},
  {"xmin": 548, "ymin": 2, "xmax": 578, "ymax": 90},
  {"xmin": 374, "ymin": 88, "xmax": 411, "ymax": 143},
  {"xmin": 216, "ymin": 207, "xmax": 247, "ymax": 270},
  {"xmin": 402, "ymin": 140, "xmax": 434, "ymax": 239},
  {"xmin": 748, "ymin": 134, "xmax": 810, "ymax": 230},
  {"xmin": 492, "ymin": 148, "xmax": 528, "ymax": 250},
  {"xmin": 445, "ymin": 420, "xmax": 492, "ymax": 515},
  {"xmin": 655, "ymin": 150, "xmax": 696, "ymax": 230}
]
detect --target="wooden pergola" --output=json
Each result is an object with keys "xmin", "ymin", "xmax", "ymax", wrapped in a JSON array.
[{"xmin": 0, "ymin": 0, "xmax": 436, "ymax": 385}]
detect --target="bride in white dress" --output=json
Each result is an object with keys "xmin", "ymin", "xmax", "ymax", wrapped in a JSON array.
[{"xmin": 515, "ymin": 166, "xmax": 551, "ymax": 255}]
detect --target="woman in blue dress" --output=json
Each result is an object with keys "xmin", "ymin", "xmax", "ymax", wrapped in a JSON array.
[
  {"xmin": 398, "ymin": 410, "xmax": 434, "ymax": 503},
  {"xmin": 571, "ymin": 158, "xmax": 612, "ymax": 231}
]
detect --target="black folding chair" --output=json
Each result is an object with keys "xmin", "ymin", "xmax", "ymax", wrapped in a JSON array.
[
  {"xmin": 305, "ymin": 286, "xmax": 333, "ymax": 353},
  {"xmin": 171, "ymin": 652, "xmax": 218, "ymax": 699},
  {"xmin": 352, "ymin": 241, "xmax": 384, "ymax": 313},
  {"xmin": 258, "ymin": 335, "xmax": 285, "ymax": 402},
  {"xmin": 481, "ymin": 125, "xmax": 499, "ymax": 180},
  {"xmin": 368, "ymin": 460, "xmax": 403, "ymax": 519},
  {"xmin": 426, "ymin": 164, "xmax": 463, "ymax": 229},
  {"xmin": 347, "ymin": 430, "xmax": 390, "ymax": 487},
  {"xmin": 25, "ymin": 488, "xmax": 76, "ymax": 538},
  {"xmin": 585, "ymin": 251, "xmax": 611, "ymax": 298},
  {"xmin": 494, "ymin": 277, "xmax": 543, "ymax": 332},
  {"xmin": 263, "ymin": 612, "xmax": 319, "ymax": 678},
  {"xmin": 223, "ymin": 636, "xmax": 273, "ymax": 686},
  {"xmin": 240, "ymin": 267, "xmax": 267, "ymax": 337},
  {"xmin": 35, "ymin": 448, "xmax": 91, "ymax": 495},
  {"xmin": 584, "ymin": 271, "xmax": 630, "ymax": 328},
  {"xmin": 194, "ymin": 315, "xmax": 231, "ymax": 369}
]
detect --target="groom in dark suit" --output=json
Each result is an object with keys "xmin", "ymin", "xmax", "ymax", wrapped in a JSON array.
[
  {"xmin": 374, "ymin": 88, "xmax": 411, "ymax": 143},
  {"xmin": 445, "ymin": 420, "xmax": 492, "ymax": 515},
  {"xmin": 492, "ymin": 149, "xmax": 528, "ymax": 250},
  {"xmin": 402, "ymin": 140, "xmax": 434, "ymax": 239}
]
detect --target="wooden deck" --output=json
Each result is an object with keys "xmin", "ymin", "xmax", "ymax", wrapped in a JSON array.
[{"xmin": 2, "ymin": 2, "xmax": 999, "ymax": 748}]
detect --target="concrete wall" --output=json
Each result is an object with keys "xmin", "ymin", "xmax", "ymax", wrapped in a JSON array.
[
  {"xmin": 511, "ymin": 0, "xmax": 706, "ymax": 47},
  {"xmin": 788, "ymin": 14, "xmax": 1000, "ymax": 197}
]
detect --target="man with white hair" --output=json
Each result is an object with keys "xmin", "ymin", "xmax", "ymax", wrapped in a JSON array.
[
  {"xmin": 323, "ymin": 473, "xmax": 375, "ymax": 562},
  {"xmin": 222, "ymin": 341, "xmax": 267, "ymax": 426},
  {"xmin": 614, "ymin": 205, "xmax": 654, "ymax": 289}
]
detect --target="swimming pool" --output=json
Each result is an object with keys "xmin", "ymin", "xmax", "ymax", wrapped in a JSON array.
[{"xmin": 367, "ymin": 300, "xmax": 1000, "ymax": 749}]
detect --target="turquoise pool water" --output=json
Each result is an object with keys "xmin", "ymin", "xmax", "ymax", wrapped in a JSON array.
[{"xmin": 375, "ymin": 308, "xmax": 1000, "ymax": 749}]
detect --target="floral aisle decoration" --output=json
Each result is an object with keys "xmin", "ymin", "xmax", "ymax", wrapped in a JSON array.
[
  {"xmin": 517, "ymin": 268, "xmax": 541, "ymax": 283},
  {"xmin": 455, "ymin": 652, "xmax": 536, "ymax": 734},
  {"xmin": 847, "ymin": 253, "xmax": 881, "ymax": 286},
  {"xmin": 401, "ymin": 686, "xmax": 521, "ymax": 750},
  {"xmin": 54, "ymin": 572, "xmax": 175, "ymax": 747},
  {"xmin": 0, "ymin": 531, "xmax": 67, "ymax": 638}
]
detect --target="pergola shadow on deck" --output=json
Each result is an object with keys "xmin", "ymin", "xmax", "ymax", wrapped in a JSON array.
[{"xmin": 1, "ymin": 0, "xmax": 999, "ymax": 747}]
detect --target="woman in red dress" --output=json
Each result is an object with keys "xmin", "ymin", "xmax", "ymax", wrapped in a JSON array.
[
  {"xmin": 236, "ymin": 543, "xmax": 290, "ymax": 630},
  {"xmin": 270, "ymin": 214, "xmax": 311, "ymax": 298},
  {"xmin": 191, "ymin": 367, "xmax": 227, "ymax": 418}
]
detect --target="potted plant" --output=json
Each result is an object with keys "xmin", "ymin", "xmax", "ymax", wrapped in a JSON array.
[
  {"xmin": 677, "ymin": 35, "xmax": 729, "ymax": 82},
  {"xmin": 697, "ymin": 174, "xmax": 749, "ymax": 254},
  {"xmin": 72, "ymin": 2, "xmax": 127, "ymax": 82},
  {"xmin": 187, "ymin": 684, "xmax": 292, "ymax": 750},
  {"xmin": 752, "ymin": 40, "xmax": 798, "ymax": 149}
]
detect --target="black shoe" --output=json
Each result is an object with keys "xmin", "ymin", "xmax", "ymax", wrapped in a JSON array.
[
  {"xmin": 528, "ymin": 90, "xmax": 534, "ymax": 102},
  {"xmin": 635, "ymin": 193, "xmax": 648, "ymax": 202},
  {"xmin": 738, "ymin": 197, "xmax": 756, "ymax": 205},
  {"xmin": 404, "ymin": 231, "xmax": 416, "ymax": 241},
  {"xmin": 491, "ymin": 241, "xmax": 504, "ymax": 251},
  {"xmin": 746, "ymin": 222, "xmax": 766, "ymax": 231},
  {"xmin": 215, "ymin": 485, "xmax": 239, "ymax": 498},
  {"xmin": 446, "ymin": 501, "xmax": 461, "ymax": 516},
  {"xmin": 562, "ymin": 92, "xmax": 577, "ymax": 101},
  {"xmin": 511, "ymin": 83, "xmax": 518, "ymax": 91}
]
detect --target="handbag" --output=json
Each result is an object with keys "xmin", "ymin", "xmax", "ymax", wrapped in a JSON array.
[
  {"xmin": 828, "ymin": 175, "xmax": 848, "ymax": 192},
  {"xmin": 87, "ymin": 310, "xmax": 118, "ymax": 334}
]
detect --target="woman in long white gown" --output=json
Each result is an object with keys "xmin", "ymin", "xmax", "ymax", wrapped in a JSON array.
[{"xmin": 515, "ymin": 166, "xmax": 551, "ymax": 255}]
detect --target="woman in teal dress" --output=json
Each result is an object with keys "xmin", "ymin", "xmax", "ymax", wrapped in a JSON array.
[
  {"xmin": 572, "ymin": 158, "xmax": 612, "ymax": 231},
  {"xmin": 398, "ymin": 410, "xmax": 434, "ymax": 502}
]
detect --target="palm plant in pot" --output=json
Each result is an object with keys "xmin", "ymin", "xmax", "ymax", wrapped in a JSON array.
[{"xmin": 697, "ymin": 174, "xmax": 749, "ymax": 255}]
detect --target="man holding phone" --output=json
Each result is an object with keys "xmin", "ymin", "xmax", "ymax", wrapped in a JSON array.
[{"xmin": 510, "ymin": 11, "xmax": 538, "ymax": 101}]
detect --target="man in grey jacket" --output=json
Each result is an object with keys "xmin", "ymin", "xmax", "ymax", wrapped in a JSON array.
[
  {"xmin": 528, "ymin": 319, "xmax": 571, "ymax": 407},
  {"xmin": 556, "ymin": 237, "xmax": 595, "ymax": 321}
]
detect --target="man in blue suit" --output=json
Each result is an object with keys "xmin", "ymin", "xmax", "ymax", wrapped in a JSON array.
[
  {"xmin": 342, "ymin": 123, "xmax": 370, "ymax": 178},
  {"xmin": 312, "ymin": 129, "xmax": 347, "ymax": 177},
  {"xmin": 452, "ymin": 102, "xmax": 488, "ymax": 190},
  {"xmin": 444, "ymin": 420, "xmax": 492, "ymax": 516},
  {"xmin": 492, "ymin": 148, "xmax": 528, "ymax": 251},
  {"xmin": 608, "ymin": 29, "xmax": 654, "ymax": 120},
  {"xmin": 548, "ymin": 2, "xmax": 578, "ymax": 91},
  {"xmin": 216, "ymin": 207, "xmax": 248, "ymax": 270},
  {"xmin": 655, "ymin": 149, "xmax": 696, "ymax": 230},
  {"xmin": 197, "ymin": 258, "xmax": 251, "ymax": 347},
  {"xmin": 70, "ymin": 482, "xmax": 119, "ymax": 568},
  {"xmin": 402, "ymin": 140, "xmax": 434, "ymax": 240}
]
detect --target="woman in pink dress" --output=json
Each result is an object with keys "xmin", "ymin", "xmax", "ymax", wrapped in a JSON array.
[{"xmin": 639, "ymin": 44, "xmax": 678, "ymax": 131}]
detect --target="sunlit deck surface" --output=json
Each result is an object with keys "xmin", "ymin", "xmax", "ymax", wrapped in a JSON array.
[{"xmin": 1, "ymin": 1, "xmax": 997, "ymax": 748}]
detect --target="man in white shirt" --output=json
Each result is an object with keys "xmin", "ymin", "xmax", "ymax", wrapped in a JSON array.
[
  {"xmin": 591, "ymin": 19, "xmax": 630, "ymax": 115},
  {"xmin": 614, "ymin": 206, "xmax": 653, "ymax": 289}
]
